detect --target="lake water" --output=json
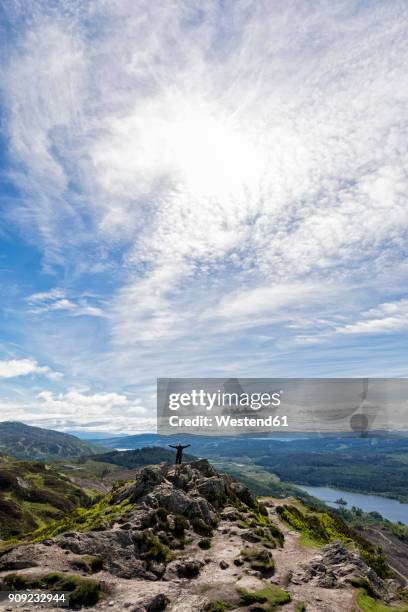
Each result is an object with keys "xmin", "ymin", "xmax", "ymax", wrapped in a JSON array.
[{"xmin": 298, "ymin": 485, "xmax": 408, "ymax": 526}]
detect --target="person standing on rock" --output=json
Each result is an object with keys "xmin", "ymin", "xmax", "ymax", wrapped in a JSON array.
[{"xmin": 169, "ymin": 443, "xmax": 191, "ymax": 465}]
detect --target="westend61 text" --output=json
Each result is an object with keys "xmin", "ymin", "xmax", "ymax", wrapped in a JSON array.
[{"xmin": 169, "ymin": 415, "xmax": 288, "ymax": 427}]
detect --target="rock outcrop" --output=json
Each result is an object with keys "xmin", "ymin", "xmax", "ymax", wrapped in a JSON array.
[
  {"xmin": 292, "ymin": 541, "xmax": 387, "ymax": 594},
  {"xmin": 0, "ymin": 460, "xmax": 261, "ymax": 582}
]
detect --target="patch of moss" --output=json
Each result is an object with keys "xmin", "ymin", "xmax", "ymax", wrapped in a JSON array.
[
  {"xmin": 238, "ymin": 586, "xmax": 291, "ymax": 609},
  {"xmin": 72, "ymin": 555, "xmax": 104, "ymax": 574},
  {"xmin": 4, "ymin": 573, "xmax": 102, "ymax": 609},
  {"xmin": 295, "ymin": 602, "xmax": 306, "ymax": 611},
  {"xmin": 241, "ymin": 546, "xmax": 275, "ymax": 574}
]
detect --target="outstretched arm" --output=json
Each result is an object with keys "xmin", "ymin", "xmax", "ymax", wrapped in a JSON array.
[
  {"xmin": 169, "ymin": 445, "xmax": 177, "ymax": 448},
  {"xmin": 182, "ymin": 444, "xmax": 191, "ymax": 449}
]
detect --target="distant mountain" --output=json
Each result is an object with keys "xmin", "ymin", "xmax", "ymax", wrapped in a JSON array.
[
  {"xmin": 96, "ymin": 433, "xmax": 164, "ymax": 448},
  {"xmin": 90, "ymin": 446, "xmax": 194, "ymax": 468},
  {"xmin": 66, "ymin": 430, "xmax": 122, "ymax": 440},
  {"xmin": 0, "ymin": 454, "xmax": 92, "ymax": 538},
  {"xmin": 0, "ymin": 422, "xmax": 102, "ymax": 461}
]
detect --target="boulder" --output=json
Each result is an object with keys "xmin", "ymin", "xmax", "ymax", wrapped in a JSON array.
[
  {"xmin": 196, "ymin": 476, "xmax": 229, "ymax": 506},
  {"xmin": 145, "ymin": 593, "xmax": 170, "ymax": 611},
  {"xmin": 167, "ymin": 557, "xmax": 205, "ymax": 579}
]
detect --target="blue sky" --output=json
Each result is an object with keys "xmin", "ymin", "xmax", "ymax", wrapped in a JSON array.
[{"xmin": 0, "ymin": 0, "xmax": 408, "ymax": 434}]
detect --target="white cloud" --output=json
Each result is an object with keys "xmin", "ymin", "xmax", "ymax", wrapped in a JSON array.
[
  {"xmin": 0, "ymin": 359, "xmax": 62, "ymax": 381},
  {"xmin": 26, "ymin": 290, "xmax": 105, "ymax": 318},
  {"xmin": 0, "ymin": 390, "xmax": 151, "ymax": 434},
  {"xmin": 336, "ymin": 299, "xmax": 408, "ymax": 335}
]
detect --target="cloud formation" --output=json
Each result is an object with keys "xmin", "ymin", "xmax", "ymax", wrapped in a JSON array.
[
  {"xmin": 0, "ymin": 359, "xmax": 61, "ymax": 381},
  {"xmin": 1, "ymin": 1, "xmax": 408, "ymax": 429},
  {"xmin": 27, "ymin": 289, "xmax": 104, "ymax": 317},
  {"xmin": 0, "ymin": 389, "xmax": 150, "ymax": 434}
]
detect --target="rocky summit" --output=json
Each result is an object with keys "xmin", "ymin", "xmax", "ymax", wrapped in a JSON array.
[{"xmin": 0, "ymin": 460, "xmax": 407, "ymax": 611}]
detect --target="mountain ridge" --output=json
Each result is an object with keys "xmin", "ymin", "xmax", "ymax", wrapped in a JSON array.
[{"xmin": 0, "ymin": 421, "xmax": 102, "ymax": 461}]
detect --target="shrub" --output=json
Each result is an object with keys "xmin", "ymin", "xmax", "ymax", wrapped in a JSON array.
[
  {"xmin": 198, "ymin": 538, "xmax": 212, "ymax": 550},
  {"xmin": 192, "ymin": 517, "xmax": 213, "ymax": 536},
  {"xmin": 68, "ymin": 579, "xmax": 101, "ymax": 608},
  {"xmin": 133, "ymin": 532, "xmax": 172, "ymax": 563},
  {"xmin": 173, "ymin": 514, "xmax": 189, "ymax": 537},
  {"xmin": 362, "ymin": 549, "xmax": 393, "ymax": 580}
]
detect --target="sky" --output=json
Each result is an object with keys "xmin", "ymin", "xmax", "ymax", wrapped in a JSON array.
[{"xmin": 0, "ymin": 0, "xmax": 408, "ymax": 434}]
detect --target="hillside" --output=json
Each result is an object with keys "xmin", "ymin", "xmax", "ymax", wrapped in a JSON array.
[
  {"xmin": 0, "ymin": 422, "xmax": 101, "ymax": 461},
  {"xmin": 1, "ymin": 460, "xmax": 407, "ymax": 611},
  {"xmin": 0, "ymin": 455, "xmax": 92, "ymax": 539}
]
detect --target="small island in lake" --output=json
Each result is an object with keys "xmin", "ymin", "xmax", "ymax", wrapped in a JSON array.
[{"xmin": 335, "ymin": 497, "xmax": 348, "ymax": 505}]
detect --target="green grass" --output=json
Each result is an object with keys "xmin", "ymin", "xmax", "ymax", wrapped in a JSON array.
[
  {"xmin": 276, "ymin": 503, "xmax": 353, "ymax": 547},
  {"xmin": 238, "ymin": 586, "xmax": 291, "ymax": 609},
  {"xmin": 356, "ymin": 590, "xmax": 408, "ymax": 612},
  {"xmin": 23, "ymin": 484, "xmax": 133, "ymax": 543}
]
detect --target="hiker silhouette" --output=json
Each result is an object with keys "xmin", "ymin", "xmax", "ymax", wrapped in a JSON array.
[{"xmin": 169, "ymin": 443, "xmax": 190, "ymax": 465}]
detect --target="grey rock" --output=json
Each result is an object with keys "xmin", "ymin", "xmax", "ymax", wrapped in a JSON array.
[
  {"xmin": 168, "ymin": 557, "xmax": 205, "ymax": 578},
  {"xmin": 145, "ymin": 593, "xmax": 170, "ymax": 611}
]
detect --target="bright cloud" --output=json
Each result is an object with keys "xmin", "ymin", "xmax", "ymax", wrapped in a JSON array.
[
  {"xmin": 0, "ymin": 390, "xmax": 151, "ymax": 434},
  {"xmin": 0, "ymin": 359, "xmax": 62, "ymax": 381}
]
